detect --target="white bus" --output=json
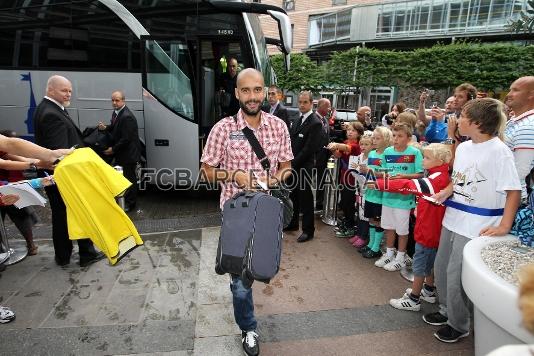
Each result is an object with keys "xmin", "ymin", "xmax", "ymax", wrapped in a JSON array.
[{"xmin": 0, "ymin": 0, "xmax": 292, "ymax": 186}]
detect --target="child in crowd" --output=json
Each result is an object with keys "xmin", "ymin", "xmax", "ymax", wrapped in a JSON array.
[
  {"xmin": 359, "ymin": 126, "xmax": 392, "ymax": 258},
  {"xmin": 395, "ymin": 111, "xmax": 418, "ymax": 142},
  {"xmin": 348, "ymin": 133, "xmax": 373, "ymax": 248},
  {"xmin": 415, "ymin": 121, "xmax": 427, "ymax": 143},
  {"xmin": 424, "ymin": 98, "xmax": 521, "ymax": 343},
  {"xmin": 373, "ymin": 143, "xmax": 451, "ymax": 311},
  {"xmin": 375, "ymin": 122, "xmax": 424, "ymax": 271},
  {"xmin": 328, "ymin": 121, "xmax": 363, "ymax": 237}
]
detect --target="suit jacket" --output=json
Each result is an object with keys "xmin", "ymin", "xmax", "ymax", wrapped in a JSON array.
[
  {"xmin": 263, "ymin": 102, "xmax": 290, "ymax": 128},
  {"xmin": 317, "ymin": 113, "xmax": 330, "ymax": 147},
  {"xmin": 290, "ymin": 112, "xmax": 322, "ymax": 170},
  {"xmin": 34, "ymin": 98, "xmax": 84, "ymax": 150},
  {"xmin": 274, "ymin": 103, "xmax": 290, "ymax": 128},
  {"xmin": 107, "ymin": 106, "xmax": 141, "ymax": 165}
]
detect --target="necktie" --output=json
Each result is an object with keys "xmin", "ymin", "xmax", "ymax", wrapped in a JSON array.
[
  {"xmin": 270, "ymin": 106, "xmax": 275, "ymax": 114},
  {"xmin": 111, "ymin": 111, "xmax": 117, "ymax": 125},
  {"xmin": 321, "ymin": 117, "xmax": 328, "ymax": 134},
  {"xmin": 63, "ymin": 109, "xmax": 70, "ymax": 118},
  {"xmin": 294, "ymin": 115, "xmax": 304, "ymax": 132}
]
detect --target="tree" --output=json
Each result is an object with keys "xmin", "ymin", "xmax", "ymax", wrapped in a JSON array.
[
  {"xmin": 273, "ymin": 43, "xmax": 534, "ymax": 93},
  {"xmin": 271, "ymin": 53, "xmax": 324, "ymax": 92},
  {"xmin": 509, "ymin": 0, "xmax": 534, "ymax": 34}
]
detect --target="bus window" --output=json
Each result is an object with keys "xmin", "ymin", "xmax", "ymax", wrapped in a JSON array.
[
  {"xmin": 144, "ymin": 40, "xmax": 194, "ymax": 121},
  {"xmin": 0, "ymin": 1, "xmax": 140, "ymax": 70}
]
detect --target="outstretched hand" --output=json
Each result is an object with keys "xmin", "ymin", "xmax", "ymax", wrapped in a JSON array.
[{"xmin": 0, "ymin": 194, "xmax": 20, "ymax": 206}]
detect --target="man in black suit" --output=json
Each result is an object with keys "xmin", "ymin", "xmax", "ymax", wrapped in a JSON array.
[
  {"xmin": 34, "ymin": 75, "xmax": 104, "ymax": 267},
  {"xmin": 263, "ymin": 85, "xmax": 290, "ymax": 128},
  {"xmin": 286, "ymin": 91, "xmax": 322, "ymax": 242},
  {"xmin": 99, "ymin": 91, "xmax": 141, "ymax": 212}
]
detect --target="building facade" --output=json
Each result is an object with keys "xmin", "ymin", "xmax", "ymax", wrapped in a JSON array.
[{"xmin": 259, "ymin": 0, "xmax": 376, "ymax": 54}]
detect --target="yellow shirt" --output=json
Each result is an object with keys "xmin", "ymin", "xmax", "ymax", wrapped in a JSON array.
[{"xmin": 54, "ymin": 148, "xmax": 143, "ymax": 265}]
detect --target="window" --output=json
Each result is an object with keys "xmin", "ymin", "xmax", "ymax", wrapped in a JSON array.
[
  {"xmin": 332, "ymin": 0, "xmax": 347, "ymax": 5},
  {"xmin": 0, "ymin": 2, "xmax": 140, "ymax": 70},
  {"xmin": 145, "ymin": 40, "xmax": 194, "ymax": 120},
  {"xmin": 283, "ymin": 0, "xmax": 295, "ymax": 12}
]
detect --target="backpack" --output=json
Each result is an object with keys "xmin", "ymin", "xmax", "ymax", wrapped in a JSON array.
[{"xmin": 510, "ymin": 190, "xmax": 534, "ymax": 247}]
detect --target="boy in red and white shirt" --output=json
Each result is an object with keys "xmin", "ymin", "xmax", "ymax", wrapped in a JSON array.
[{"xmin": 373, "ymin": 143, "xmax": 451, "ymax": 311}]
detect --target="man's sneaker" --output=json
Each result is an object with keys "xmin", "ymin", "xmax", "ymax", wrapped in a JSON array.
[
  {"xmin": 374, "ymin": 254, "xmax": 394, "ymax": 268},
  {"xmin": 241, "ymin": 330, "xmax": 259, "ymax": 356},
  {"xmin": 383, "ymin": 257, "xmax": 407, "ymax": 271},
  {"xmin": 406, "ymin": 287, "xmax": 436, "ymax": 303},
  {"xmin": 434, "ymin": 325, "xmax": 469, "ymax": 343},
  {"xmin": 389, "ymin": 294, "xmax": 420, "ymax": 311},
  {"xmin": 0, "ymin": 306, "xmax": 15, "ymax": 323},
  {"xmin": 422, "ymin": 312, "xmax": 448, "ymax": 326}
]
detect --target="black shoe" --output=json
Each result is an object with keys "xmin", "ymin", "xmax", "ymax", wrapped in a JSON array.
[
  {"xmin": 55, "ymin": 256, "xmax": 70, "ymax": 266},
  {"xmin": 241, "ymin": 330, "xmax": 259, "ymax": 356},
  {"xmin": 358, "ymin": 245, "xmax": 370, "ymax": 254},
  {"xmin": 297, "ymin": 233, "xmax": 314, "ymax": 243},
  {"xmin": 79, "ymin": 252, "xmax": 106, "ymax": 267},
  {"xmin": 362, "ymin": 249, "xmax": 382, "ymax": 258},
  {"xmin": 283, "ymin": 224, "xmax": 299, "ymax": 232},
  {"xmin": 434, "ymin": 325, "xmax": 469, "ymax": 343},
  {"xmin": 423, "ymin": 312, "xmax": 448, "ymax": 326}
]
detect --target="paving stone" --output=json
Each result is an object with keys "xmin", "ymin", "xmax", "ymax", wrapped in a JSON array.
[
  {"xmin": 195, "ymin": 303, "xmax": 239, "ymax": 338},
  {"xmin": 0, "ymin": 321, "xmax": 194, "ymax": 356},
  {"xmin": 196, "ymin": 228, "xmax": 231, "ymax": 305},
  {"xmin": 41, "ymin": 283, "xmax": 115, "ymax": 327},
  {"xmin": 193, "ymin": 335, "xmax": 241, "ymax": 356},
  {"xmin": 144, "ymin": 278, "xmax": 197, "ymax": 322},
  {"xmin": 94, "ymin": 288, "xmax": 147, "ymax": 325}
]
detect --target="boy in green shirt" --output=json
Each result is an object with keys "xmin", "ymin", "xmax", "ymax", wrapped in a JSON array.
[{"xmin": 374, "ymin": 122, "xmax": 424, "ymax": 271}]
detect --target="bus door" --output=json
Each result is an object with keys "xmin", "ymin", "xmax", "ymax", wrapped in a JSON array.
[
  {"xmin": 142, "ymin": 37, "xmax": 197, "ymax": 187},
  {"xmin": 193, "ymin": 38, "xmax": 253, "ymax": 147}
]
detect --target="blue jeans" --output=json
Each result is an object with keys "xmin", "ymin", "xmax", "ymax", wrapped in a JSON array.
[{"xmin": 230, "ymin": 275, "xmax": 257, "ymax": 331}]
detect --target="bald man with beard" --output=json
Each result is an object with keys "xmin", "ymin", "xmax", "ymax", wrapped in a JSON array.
[{"xmin": 201, "ymin": 68, "xmax": 292, "ymax": 356}]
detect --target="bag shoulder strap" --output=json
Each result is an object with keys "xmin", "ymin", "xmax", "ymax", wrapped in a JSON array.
[{"xmin": 233, "ymin": 115, "xmax": 270, "ymax": 171}]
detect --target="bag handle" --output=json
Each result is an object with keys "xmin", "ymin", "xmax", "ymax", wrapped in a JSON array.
[{"xmin": 233, "ymin": 115, "xmax": 270, "ymax": 172}]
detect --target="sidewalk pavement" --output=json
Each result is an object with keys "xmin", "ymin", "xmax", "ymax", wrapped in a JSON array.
[{"xmin": 0, "ymin": 221, "xmax": 474, "ymax": 355}]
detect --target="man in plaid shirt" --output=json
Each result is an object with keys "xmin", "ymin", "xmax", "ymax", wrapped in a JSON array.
[{"xmin": 200, "ymin": 68, "xmax": 293, "ymax": 356}]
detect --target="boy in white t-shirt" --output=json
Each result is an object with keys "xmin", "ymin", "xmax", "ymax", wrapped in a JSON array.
[{"xmin": 423, "ymin": 98, "xmax": 521, "ymax": 343}]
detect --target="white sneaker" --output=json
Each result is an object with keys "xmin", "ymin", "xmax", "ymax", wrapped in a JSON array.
[
  {"xmin": 383, "ymin": 257, "xmax": 407, "ymax": 271},
  {"xmin": 390, "ymin": 294, "xmax": 421, "ymax": 311},
  {"xmin": 375, "ymin": 254, "xmax": 394, "ymax": 268},
  {"xmin": 406, "ymin": 288, "xmax": 436, "ymax": 303},
  {"xmin": 241, "ymin": 330, "xmax": 259, "ymax": 356},
  {"xmin": 0, "ymin": 306, "xmax": 15, "ymax": 323}
]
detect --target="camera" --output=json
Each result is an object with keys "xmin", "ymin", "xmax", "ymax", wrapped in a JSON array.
[{"xmin": 425, "ymin": 88, "xmax": 435, "ymax": 96}]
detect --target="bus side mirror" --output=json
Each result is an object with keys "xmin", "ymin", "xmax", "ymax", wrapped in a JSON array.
[{"xmin": 267, "ymin": 10, "xmax": 292, "ymax": 53}]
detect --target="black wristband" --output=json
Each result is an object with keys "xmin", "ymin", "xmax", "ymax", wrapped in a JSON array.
[{"xmin": 28, "ymin": 163, "xmax": 37, "ymax": 171}]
